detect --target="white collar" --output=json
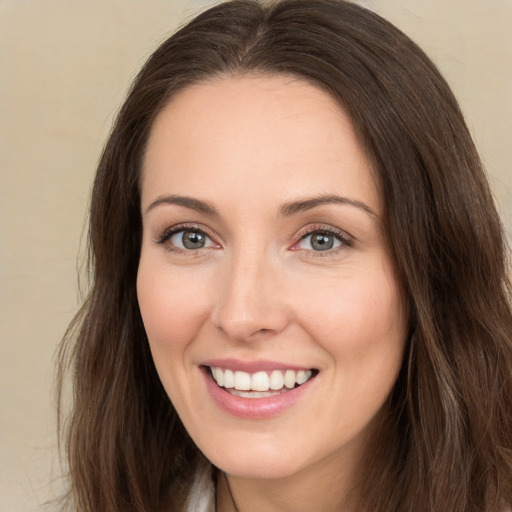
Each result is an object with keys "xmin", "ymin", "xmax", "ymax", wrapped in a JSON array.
[{"xmin": 183, "ymin": 459, "xmax": 216, "ymax": 512}]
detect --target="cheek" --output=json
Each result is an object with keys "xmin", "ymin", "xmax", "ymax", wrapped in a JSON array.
[
  {"xmin": 294, "ymin": 266, "xmax": 406, "ymax": 357},
  {"xmin": 136, "ymin": 258, "xmax": 212, "ymax": 352}
]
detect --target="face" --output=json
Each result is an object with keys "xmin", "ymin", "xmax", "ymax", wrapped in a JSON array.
[{"xmin": 137, "ymin": 75, "xmax": 407, "ymax": 482}]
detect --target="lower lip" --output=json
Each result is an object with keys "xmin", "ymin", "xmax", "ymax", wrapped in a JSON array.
[{"xmin": 201, "ymin": 367, "xmax": 315, "ymax": 419}]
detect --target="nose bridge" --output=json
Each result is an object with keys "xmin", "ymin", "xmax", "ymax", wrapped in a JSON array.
[{"xmin": 213, "ymin": 242, "xmax": 288, "ymax": 340}]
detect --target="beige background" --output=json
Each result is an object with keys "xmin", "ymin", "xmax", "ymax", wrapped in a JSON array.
[{"xmin": 1, "ymin": 1, "xmax": 511, "ymax": 510}]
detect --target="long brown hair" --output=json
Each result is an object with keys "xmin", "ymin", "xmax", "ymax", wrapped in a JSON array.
[{"xmin": 57, "ymin": 1, "xmax": 512, "ymax": 510}]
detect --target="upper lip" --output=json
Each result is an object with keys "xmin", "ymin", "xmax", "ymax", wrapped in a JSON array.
[{"xmin": 201, "ymin": 358, "xmax": 315, "ymax": 373}]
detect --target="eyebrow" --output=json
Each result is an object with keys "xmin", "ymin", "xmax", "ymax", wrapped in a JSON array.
[
  {"xmin": 280, "ymin": 194, "xmax": 377, "ymax": 217},
  {"xmin": 145, "ymin": 193, "xmax": 376, "ymax": 218},
  {"xmin": 145, "ymin": 195, "xmax": 219, "ymax": 216}
]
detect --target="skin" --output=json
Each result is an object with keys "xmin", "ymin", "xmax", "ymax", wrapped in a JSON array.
[{"xmin": 137, "ymin": 74, "xmax": 408, "ymax": 512}]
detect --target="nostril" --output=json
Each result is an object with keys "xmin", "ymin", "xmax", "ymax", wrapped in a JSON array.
[{"xmin": 211, "ymin": 272, "xmax": 290, "ymax": 341}]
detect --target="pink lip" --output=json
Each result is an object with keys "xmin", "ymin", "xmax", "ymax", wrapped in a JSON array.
[
  {"xmin": 199, "ymin": 365, "xmax": 316, "ymax": 420},
  {"xmin": 202, "ymin": 358, "xmax": 312, "ymax": 373}
]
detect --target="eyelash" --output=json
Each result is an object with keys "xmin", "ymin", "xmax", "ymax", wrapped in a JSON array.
[
  {"xmin": 155, "ymin": 223, "xmax": 354, "ymax": 256},
  {"xmin": 155, "ymin": 223, "xmax": 217, "ymax": 253},
  {"xmin": 293, "ymin": 225, "xmax": 354, "ymax": 257}
]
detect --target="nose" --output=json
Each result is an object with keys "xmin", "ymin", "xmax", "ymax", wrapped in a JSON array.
[{"xmin": 212, "ymin": 248, "xmax": 290, "ymax": 342}]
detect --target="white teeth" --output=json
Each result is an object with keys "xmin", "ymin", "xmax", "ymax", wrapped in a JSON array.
[
  {"xmin": 209, "ymin": 367, "xmax": 314, "ymax": 393},
  {"xmin": 284, "ymin": 369, "xmax": 296, "ymax": 389},
  {"xmin": 296, "ymin": 370, "xmax": 309, "ymax": 385},
  {"xmin": 234, "ymin": 371, "xmax": 251, "ymax": 391},
  {"xmin": 223, "ymin": 369, "xmax": 235, "ymax": 389},
  {"xmin": 212, "ymin": 367, "xmax": 224, "ymax": 387},
  {"xmin": 269, "ymin": 370, "xmax": 284, "ymax": 390},
  {"xmin": 251, "ymin": 371, "xmax": 270, "ymax": 391},
  {"xmin": 229, "ymin": 389, "xmax": 285, "ymax": 398}
]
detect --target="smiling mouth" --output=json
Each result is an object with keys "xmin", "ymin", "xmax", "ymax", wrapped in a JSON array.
[{"xmin": 207, "ymin": 366, "xmax": 318, "ymax": 398}]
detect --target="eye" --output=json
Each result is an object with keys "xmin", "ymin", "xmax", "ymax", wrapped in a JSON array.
[
  {"xmin": 157, "ymin": 226, "xmax": 218, "ymax": 251},
  {"xmin": 171, "ymin": 229, "xmax": 215, "ymax": 250},
  {"xmin": 299, "ymin": 232, "xmax": 342, "ymax": 251},
  {"xmin": 292, "ymin": 227, "xmax": 353, "ymax": 254}
]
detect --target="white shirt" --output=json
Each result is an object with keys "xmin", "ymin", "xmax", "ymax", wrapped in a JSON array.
[{"xmin": 182, "ymin": 459, "xmax": 215, "ymax": 512}]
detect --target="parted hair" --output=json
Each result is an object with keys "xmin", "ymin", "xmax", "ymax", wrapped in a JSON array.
[{"xmin": 57, "ymin": 1, "xmax": 512, "ymax": 511}]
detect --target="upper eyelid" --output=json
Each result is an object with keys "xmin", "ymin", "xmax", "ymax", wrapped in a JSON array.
[
  {"xmin": 295, "ymin": 224, "xmax": 353, "ymax": 241},
  {"xmin": 156, "ymin": 223, "xmax": 217, "ymax": 244},
  {"xmin": 292, "ymin": 224, "xmax": 354, "ymax": 252}
]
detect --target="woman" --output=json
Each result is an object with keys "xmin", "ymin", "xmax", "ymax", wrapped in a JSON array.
[{"xmin": 57, "ymin": 0, "xmax": 512, "ymax": 511}]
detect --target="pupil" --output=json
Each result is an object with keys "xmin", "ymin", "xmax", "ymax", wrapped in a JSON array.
[
  {"xmin": 311, "ymin": 233, "xmax": 333, "ymax": 251},
  {"xmin": 182, "ymin": 231, "xmax": 205, "ymax": 249}
]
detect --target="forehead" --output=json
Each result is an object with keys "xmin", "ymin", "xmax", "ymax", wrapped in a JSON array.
[{"xmin": 141, "ymin": 74, "xmax": 379, "ymax": 215}]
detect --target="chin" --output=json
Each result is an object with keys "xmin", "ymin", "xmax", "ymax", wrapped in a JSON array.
[
  {"xmin": 213, "ymin": 456, "xmax": 302, "ymax": 480},
  {"xmin": 198, "ymin": 434, "xmax": 312, "ymax": 480}
]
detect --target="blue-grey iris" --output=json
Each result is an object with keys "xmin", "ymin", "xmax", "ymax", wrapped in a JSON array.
[
  {"xmin": 311, "ymin": 233, "xmax": 334, "ymax": 251},
  {"xmin": 182, "ymin": 231, "xmax": 206, "ymax": 249}
]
